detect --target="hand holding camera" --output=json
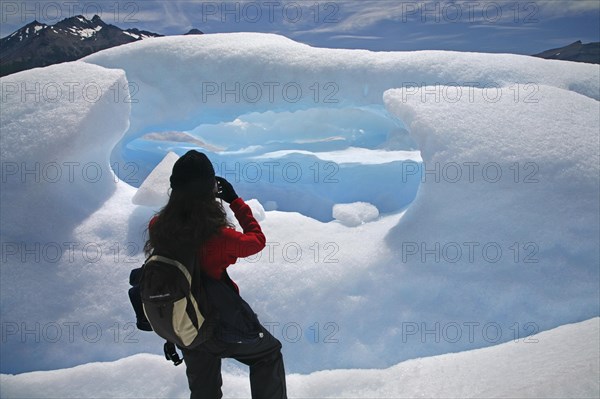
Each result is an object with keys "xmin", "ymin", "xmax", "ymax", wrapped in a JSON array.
[{"xmin": 215, "ymin": 176, "xmax": 239, "ymax": 204}]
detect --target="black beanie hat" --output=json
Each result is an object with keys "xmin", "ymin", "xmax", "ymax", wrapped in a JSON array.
[{"xmin": 170, "ymin": 150, "xmax": 215, "ymax": 192}]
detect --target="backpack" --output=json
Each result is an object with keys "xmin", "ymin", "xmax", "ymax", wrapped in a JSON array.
[{"xmin": 128, "ymin": 254, "xmax": 213, "ymax": 365}]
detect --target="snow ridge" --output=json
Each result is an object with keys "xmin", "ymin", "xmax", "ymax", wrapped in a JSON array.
[{"xmin": 2, "ymin": 318, "xmax": 598, "ymax": 398}]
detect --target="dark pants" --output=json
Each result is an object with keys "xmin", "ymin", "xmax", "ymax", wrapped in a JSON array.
[{"xmin": 181, "ymin": 326, "xmax": 287, "ymax": 399}]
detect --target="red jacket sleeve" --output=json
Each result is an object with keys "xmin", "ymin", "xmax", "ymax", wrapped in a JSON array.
[
  {"xmin": 224, "ymin": 197, "xmax": 266, "ymax": 256},
  {"xmin": 200, "ymin": 198, "xmax": 266, "ymax": 280}
]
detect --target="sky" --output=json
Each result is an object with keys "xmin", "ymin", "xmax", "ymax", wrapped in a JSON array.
[{"xmin": 0, "ymin": 0, "xmax": 599, "ymax": 54}]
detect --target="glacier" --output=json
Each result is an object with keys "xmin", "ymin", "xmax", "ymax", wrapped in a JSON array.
[
  {"xmin": 0, "ymin": 32, "xmax": 598, "ymax": 395},
  {"xmin": 82, "ymin": 32, "xmax": 599, "ymax": 220},
  {"xmin": 2, "ymin": 319, "xmax": 598, "ymax": 398}
]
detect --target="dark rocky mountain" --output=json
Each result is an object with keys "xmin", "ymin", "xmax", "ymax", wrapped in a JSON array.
[
  {"xmin": 532, "ymin": 41, "xmax": 600, "ymax": 64},
  {"xmin": 185, "ymin": 29, "xmax": 204, "ymax": 35},
  {"xmin": 0, "ymin": 15, "xmax": 203, "ymax": 77}
]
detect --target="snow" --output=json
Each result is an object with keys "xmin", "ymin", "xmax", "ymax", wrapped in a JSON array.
[
  {"xmin": 245, "ymin": 199, "xmax": 266, "ymax": 222},
  {"xmin": 77, "ymin": 26, "xmax": 102, "ymax": 39},
  {"xmin": 257, "ymin": 147, "xmax": 422, "ymax": 165},
  {"xmin": 383, "ymin": 83, "xmax": 599, "ymax": 254},
  {"xmin": 80, "ymin": 33, "xmax": 598, "ymax": 222},
  {"xmin": 81, "ymin": 34, "xmax": 599, "ymax": 148},
  {"xmin": 123, "ymin": 31, "xmax": 140, "ymax": 40},
  {"xmin": 0, "ymin": 61, "xmax": 130, "ymax": 240},
  {"xmin": 2, "ymin": 318, "xmax": 598, "ymax": 398},
  {"xmin": 0, "ymin": 32, "xmax": 598, "ymax": 395},
  {"xmin": 333, "ymin": 202, "xmax": 379, "ymax": 227},
  {"xmin": 131, "ymin": 151, "xmax": 179, "ymax": 207}
]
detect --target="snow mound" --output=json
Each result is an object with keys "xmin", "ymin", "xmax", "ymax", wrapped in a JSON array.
[
  {"xmin": 333, "ymin": 202, "xmax": 379, "ymax": 227},
  {"xmin": 245, "ymin": 199, "xmax": 266, "ymax": 222},
  {"xmin": 2, "ymin": 318, "xmax": 597, "ymax": 398},
  {"xmin": 384, "ymin": 84, "xmax": 599, "ymax": 266},
  {"xmin": 0, "ymin": 62, "xmax": 130, "ymax": 240},
  {"xmin": 131, "ymin": 151, "xmax": 178, "ymax": 207},
  {"xmin": 82, "ymin": 34, "xmax": 599, "ymax": 145},
  {"xmin": 81, "ymin": 33, "xmax": 599, "ymax": 221}
]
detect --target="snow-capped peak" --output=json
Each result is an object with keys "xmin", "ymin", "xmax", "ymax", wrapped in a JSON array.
[
  {"xmin": 4, "ymin": 20, "xmax": 48, "ymax": 42},
  {"xmin": 0, "ymin": 15, "xmax": 164, "ymax": 77},
  {"xmin": 52, "ymin": 14, "xmax": 106, "ymax": 39}
]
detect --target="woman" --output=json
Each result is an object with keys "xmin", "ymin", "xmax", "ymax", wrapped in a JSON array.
[{"xmin": 145, "ymin": 150, "xmax": 287, "ymax": 399}]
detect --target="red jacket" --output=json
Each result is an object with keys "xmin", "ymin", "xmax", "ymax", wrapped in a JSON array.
[
  {"xmin": 150, "ymin": 198, "xmax": 265, "ymax": 294},
  {"xmin": 199, "ymin": 198, "xmax": 266, "ymax": 293}
]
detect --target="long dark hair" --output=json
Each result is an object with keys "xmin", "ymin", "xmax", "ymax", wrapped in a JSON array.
[{"xmin": 144, "ymin": 181, "xmax": 232, "ymax": 256}]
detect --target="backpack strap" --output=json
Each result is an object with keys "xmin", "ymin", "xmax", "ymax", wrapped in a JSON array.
[{"xmin": 147, "ymin": 255, "xmax": 192, "ymax": 285}]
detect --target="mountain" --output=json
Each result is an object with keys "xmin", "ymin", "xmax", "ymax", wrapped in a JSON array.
[
  {"xmin": 533, "ymin": 40, "xmax": 600, "ymax": 64},
  {"xmin": 1, "ymin": 15, "xmax": 201, "ymax": 77},
  {"xmin": 185, "ymin": 29, "xmax": 204, "ymax": 35}
]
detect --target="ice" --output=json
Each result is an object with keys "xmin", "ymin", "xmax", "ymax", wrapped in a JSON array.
[
  {"xmin": 0, "ymin": 61, "xmax": 131, "ymax": 240},
  {"xmin": 82, "ymin": 34, "xmax": 599, "ymax": 150},
  {"xmin": 245, "ymin": 199, "xmax": 266, "ymax": 222},
  {"xmin": 1, "ymin": 33, "xmax": 598, "ymax": 384},
  {"xmin": 2, "ymin": 318, "xmax": 598, "ymax": 398},
  {"xmin": 333, "ymin": 202, "xmax": 379, "ymax": 227},
  {"xmin": 131, "ymin": 151, "xmax": 267, "ymax": 222},
  {"xmin": 256, "ymin": 147, "xmax": 422, "ymax": 165},
  {"xmin": 80, "ymin": 33, "xmax": 599, "ymax": 221},
  {"xmin": 131, "ymin": 151, "xmax": 178, "ymax": 207},
  {"xmin": 383, "ymin": 83, "xmax": 600, "ymax": 262},
  {"xmin": 0, "ymin": 62, "xmax": 142, "ymax": 374},
  {"xmin": 122, "ymin": 106, "xmax": 422, "ymax": 221}
]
